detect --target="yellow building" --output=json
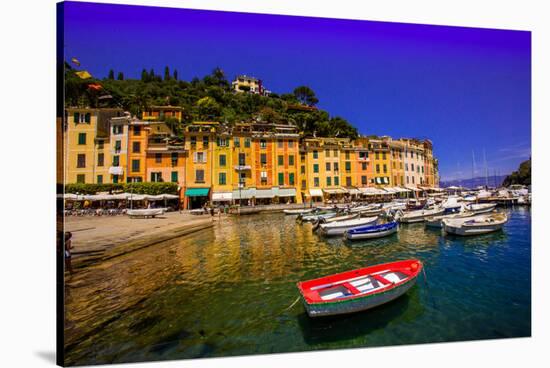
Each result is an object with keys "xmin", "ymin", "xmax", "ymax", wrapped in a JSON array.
[
  {"xmin": 369, "ymin": 137, "xmax": 392, "ymax": 187},
  {"xmin": 64, "ymin": 108, "xmax": 124, "ymax": 184},
  {"xmin": 142, "ymin": 105, "xmax": 183, "ymax": 123},
  {"xmin": 231, "ymin": 75, "xmax": 267, "ymax": 95}
]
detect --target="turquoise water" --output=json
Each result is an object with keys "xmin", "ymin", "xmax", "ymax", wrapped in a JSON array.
[{"xmin": 64, "ymin": 207, "xmax": 531, "ymax": 365}]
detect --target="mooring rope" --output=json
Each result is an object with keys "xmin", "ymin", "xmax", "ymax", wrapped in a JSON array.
[{"xmin": 282, "ymin": 296, "xmax": 301, "ymax": 313}]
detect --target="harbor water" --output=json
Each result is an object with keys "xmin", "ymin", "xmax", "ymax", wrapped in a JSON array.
[{"xmin": 64, "ymin": 206, "xmax": 531, "ymax": 365}]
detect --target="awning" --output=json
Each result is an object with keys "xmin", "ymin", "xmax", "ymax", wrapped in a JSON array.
[
  {"xmin": 309, "ymin": 189, "xmax": 323, "ymax": 197},
  {"xmin": 234, "ymin": 165, "xmax": 251, "ymax": 170},
  {"xmin": 276, "ymin": 188, "xmax": 297, "ymax": 197},
  {"xmin": 323, "ymin": 188, "xmax": 348, "ymax": 195},
  {"xmin": 185, "ymin": 188, "xmax": 210, "ymax": 197},
  {"xmin": 233, "ymin": 188, "xmax": 255, "ymax": 200},
  {"xmin": 255, "ymin": 189, "xmax": 275, "ymax": 198},
  {"xmin": 212, "ymin": 192, "xmax": 233, "ymax": 201},
  {"xmin": 395, "ymin": 187, "xmax": 411, "ymax": 193},
  {"xmin": 108, "ymin": 166, "xmax": 124, "ymax": 175},
  {"xmin": 405, "ymin": 186, "xmax": 422, "ymax": 192},
  {"xmin": 346, "ymin": 187, "xmax": 362, "ymax": 195},
  {"xmin": 383, "ymin": 187, "xmax": 399, "ymax": 193},
  {"xmin": 359, "ymin": 187, "xmax": 387, "ymax": 195}
]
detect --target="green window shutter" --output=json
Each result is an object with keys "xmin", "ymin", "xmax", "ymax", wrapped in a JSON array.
[
  {"xmin": 278, "ymin": 173, "xmax": 284, "ymax": 186},
  {"xmin": 84, "ymin": 113, "xmax": 91, "ymax": 123},
  {"xmin": 327, "ymin": 177, "xmax": 331, "ymax": 186},
  {"xmin": 278, "ymin": 155, "xmax": 284, "ymax": 166},
  {"xmin": 78, "ymin": 133, "xmax": 86, "ymax": 145},
  {"xmin": 334, "ymin": 177, "xmax": 339, "ymax": 186},
  {"xmin": 219, "ymin": 172, "xmax": 226, "ymax": 185},
  {"xmin": 345, "ymin": 162, "xmax": 351, "ymax": 172},
  {"xmin": 219, "ymin": 154, "xmax": 226, "ymax": 167},
  {"xmin": 73, "ymin": 112, "xmax": 79, "ymax": 123},
  {"xmin": 289, "ymin": 173, "xmax": 295, "ymax": 185},
  {"xmin": 171, "ymin": 171, "xmax": 178, "ymax": 183}
]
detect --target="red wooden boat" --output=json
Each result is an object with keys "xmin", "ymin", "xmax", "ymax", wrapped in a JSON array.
[{"xmin": 297, "ymin": 259, "xmax": 422, "ymax": 317}]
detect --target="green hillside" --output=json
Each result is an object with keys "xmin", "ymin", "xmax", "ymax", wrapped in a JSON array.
[
  {"xmin": 502, "ymin": 158, "xmax": 531, "ymax": 186},
  {"xmin": 64, "ymin": 64, "xmax": 358, "ymax": 139}
]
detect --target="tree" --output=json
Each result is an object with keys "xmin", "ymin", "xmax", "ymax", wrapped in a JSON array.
[
  {"xmin": 141, "ymin": 69, "xmax": 149, "ymax": 82},
  {"xmin": 293, "ymin": 86, "xmax": 319, "ymax": 106},
  {"xmin": 502, "ymin": 158, "xmax": 531, "ymax": 186},
  {"xmin": 196, "ymin": 96, "xmax": 221, "ymax": 120},
  {"xmin": 108, "ymin": 69, "xmax": 115, "ymax": 80},
  {"xmin": 173, "ymin": 69, "xmax": 178, "ymax": 81},
  {"xmin": 164, "ymin": 66, "xmax": 170, "ymax": 81},
  {"xmin": 117, "ymin": 72, "xmax": 124, "ymax": 81},
  {"xmin": 149, "ymin": 68, "xmax": 155, "ymax": 82}
]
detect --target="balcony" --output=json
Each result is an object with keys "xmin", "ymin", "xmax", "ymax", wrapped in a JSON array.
[{"xmin": 234, "ymin": 165, "xmax": 251, "ymax": 171}]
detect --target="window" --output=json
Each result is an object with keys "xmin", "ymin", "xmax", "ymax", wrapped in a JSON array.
[
  {"xmin": 405, "ymin": 163, "xmax": 409, "ymax": 171},
  {"xmin": 278, "ymin": 155, "xmax": 284, "ymax": 166},
  {"xmin": 361, "ymin": 162, "xmax": 367, "ymax": 170},
  {"xmin": 97, "ymin": 141, "xmax": 104, "ymax": 150},
  {"xmin": 155, "ymin": 153, "xmax": 162, "ymax": 163},
  {"xmin": 325, "ymin": 149, "xmax": 330, "ymax": 157},
  {"xmin": 333, "ymin": 149, "xmax": 338, "ymax": 156},
  {"xmin": 313, "ymin": 164, "xmax": 319, "ymax": 173},
  {"xmin": 238, "ymin": 153, "xmax": 246, "ymax": 166},
  {"xmin": 346, "ymin": 177, "xmax": 352, "ymax": 186},
  {"xmin": 195, "ymin": 169, "xmax": 205, "ymax": 183},
  {"xmin": 407, "ymin": 176, "xmax": 410, "ymax": 184},
  {"xmin": 84, "ymin": 113, "xmax": 91, "ymax": 123},
  {"xmin": 411, "ymin": 151, "xmax": 414, "ymax": 158},
  {"xmin": 133, "ymin": 125, "xmax": 141, "ymax": 136},
  {"xmin": 97, "ymin": 153, "xmax": 104, "ymax": 167},
  {"xmin": 334, "ymin": 176, "xmax": 339, "ymax": 186},
  {"xmin": 288, "ymin": 140, "xmax": 294, "ymax": 148},
  {"xmin": 260, "ymin": 153, "xmax": 267, "ymax": 166},
  {"xmin": 361, "ymin": 175, "xmax": 367, "ymax": 185},
  {"xmin": 114, "ymin": 140, "xmax": 121, "ymax": 152},
  {"xmin": 359, "ymin": 151, "xmax": 368, "ymax": 160},
  {"xmin": 219, "ymin": 172, "xmax": 226, "ymax": 185},
  {"xmin": 313, "ymin": 150, "xmax": 318, "ymax": 159},
  {"xmin": 422, "ymin": 166, "xmax": 425, "ymax": 173},
  {"xmin": 412, "ymin": 176, "xmax": 415, "ymax": 184},
  {"xmin": 76, "ymin": 174, "xmax": 85, "ymax": 183},
  {"xmin": 327, "ymin": 177, "xmax": 332, "ymax": 186},
  {"xmin": 300, "ymin": 154, "xmax": 305, "ymax": 162},
  {"xmin": 73, "ymin": 112, "xmax": 80, "ymax": 123},
  {"xmin": 301, "ymin": 179, "xmax": 306, "ymax": 190},
  {"xmin": 169, "ymin": 171, "xmax": 178, "ymax": 183},
  {"xmin": 278, "ymin": 140, "xmax": 284, "ymax": 148},
  {"xmin": 278, "ymin": 173, "xmax": 285, "ymax": 185},
  {"xmin": 300, "ymin": 165, "xmax": 305, "ymax": 174},
  {"xmin": 78, "ymin": 133, "xmax": 86, "ymax": 145},
  {"xmin": 411, "ymin": 163, "xmax": 415, "ymax": 171},
  {"xmin": 260, "ymin": 139, "xmax": 267, "ymax": 148},
  {"xmin": 219, "ymin": 154, "xmax": 227, "ymax": 167},
  {"xmin": 77, "ymin": 154, "xmax": 86, "ymax": 168},
  {"xmin": 171, "ymin": 152, "xmax": 178, "ymax": 166},
  {"xmin": 132, "ymin": 159, "xmax": 140, "ymax": 172},
  {"xmin": 326, "ymin": 162, "xmax": 331, "ymax": 171},
  {"xmin": 345, "ymin": 162, "xmax": 351, "ymax": 172},
  {"xmin": 383, "ymin": 164, "xmax": 387, "ymax": 173},
  {"xmin": 334, "ymin": 162, "xmax": 339, "ymax": 172},
  {"xmin": 394, "ymin": 176, "xmax": 397, "ymax": 185},
  {"xmin": 217, "ymin": 138, "xmax": 228, "ymax": 147},
  {"xmin": 345, "ymin": 152, "xmax": 350, "ymax": 160},
  {"xmin": 132, "ymin": 141, "xmax": 141, "ymax": 153},
  {"xmin": 260, "ymin": 171, "xmax": 268, "ymax": 185},
  {"xmin": 112, "ymin": 155, "xmax": 119, "ymax": 166},
  {"xmin": 97, "ymin": 175, "xmax": 103, "ymax": 184},
  {"xmin": 112, "ymin": 175, "xmax": 119, "ymax": 184},
  {"xmin": 203, "ymin": 136, "xmax": 209, "ymax": 148},
  {"xmin": 191, "ymin": 136, "xmax": 197, "ymax": 147},
  {"xmin": 195, "ymin": 152, "xmax": 205, "ymax": 163},
  {"xmin": 382, "ymin": 152, "xmax": 386, "ymax": 160},
  {"xmin": 289, "ymin": 155, "xmax": 295, "ymax": 166},
  {"xmin": 376, "ymin": 164, "xmax": 380, "ymax": 174},
  {"xmin": 375, "ymin": 152, "xmax": 379, "ymax": 160},
  {"xmin": 234, "ymin": 137, "xmax": 240, "ymax": 147},
  {"xmin": 314, "ymin": 177, "xmax": 319, "ymax": 187},
  {"xmin": 289, "ymin": 173, "xmax": 295, "ymax": 186},
  {"xmin": 244, "ymin": 138, "xmax": 251, "ymax": 148},
  {"xmin": 151, "ymin": 172, "xmax": 162, "ymax": 182},
  {"xmin": 112, "ymin": 125, "xmax": 123, "ymax": 135},
  {"xmin": 239, "ymin": 172, "xmax": 246, "ymax": 184}
]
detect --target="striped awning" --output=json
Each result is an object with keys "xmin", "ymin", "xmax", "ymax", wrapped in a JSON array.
[
  {"xmin": 212, "ymin": 192, "xmax": 233, "ymax": 201},
  {"xmin": 233, "ymin": 188, "xmax": 255, "ymax": 200}
]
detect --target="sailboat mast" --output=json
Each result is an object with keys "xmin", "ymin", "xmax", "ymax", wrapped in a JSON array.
[
  {"xmin": 471, "ymin": 150, "xmax": 476, "ymax": 189},
  {"xmin": 483, "ymin": 149, "xmax": 489, "ymax": 188}
]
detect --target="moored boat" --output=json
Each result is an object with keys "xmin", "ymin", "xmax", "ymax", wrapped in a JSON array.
[
  {"xmin": 398, "ymin": 206, "xmax": 445, "ymax": 223},
  {"xmin": 127, "ymin": 208, "xmax": 165, "ymax": 218},
  {"xmin": 464, "ymin": 202, "xmax": 497, "ymax": 215},
  {"xmin": 344, "ymin": 221, "xmax": 399, "ymax": 240},
  {"xmin": 318, "ymin": 216, "xmax": 378, "ymax": 236},
  {"xmin": 299, "ymin": 211, "xmax": 337, "ymax": 223},
  {"xmin": 424, "ymin": 211, "xmax": 475, "ymax": 229},
  {"xmin": 442, "ymin": 212, "xmax": 508, "ymax": 236},
  {"xmin": 283, "ymin": 208, "xmax": 315, "ymax": 215},
  {"xmin": 297, "ymin": 259, "xmax": 423, "ymax": 317}
]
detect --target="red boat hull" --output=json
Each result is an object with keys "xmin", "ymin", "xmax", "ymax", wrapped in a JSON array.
[{"xmin": 297, "ymin": 259, "xmax": 422, "ymax": 317}]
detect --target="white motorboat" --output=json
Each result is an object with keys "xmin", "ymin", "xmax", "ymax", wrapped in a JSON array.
[
  {"xmin": 318, "ymin": 216, "xmax": 379, "ymax": 236},
  {"xmin": 464, "ymin": 203, "xmax": 497, "ymax": 215},
  {"xmin": 442, "ymin": 212, "xmax": 508, "ymax": 236},
  {"xmin": 425, "ymin": 211, "xmax": 476, "ymax": 228},
  {"xmin": 441, "ymin": 196, "xmax": 462, "ymax": 214},
  {"xmin": 127, "ymin": 208, "xmax": 165, "ymax": 218},
  {"xmin": 283, "ymin": 208, "xmax": 315, "ymax": 215},
  {"xmin": 320, "ymin": 213, "xmax": 359, "ymax": 224},
  {"xmin": 344, "ymin": 221, "xmax": 399, "ymax": 240},
  {"xmin": 397, "ymin": 206, "xmax": 445, "ymax": 223},
  {"xmin": 300, "ymin": 211, "xmax": 337, "ymax": 223}
]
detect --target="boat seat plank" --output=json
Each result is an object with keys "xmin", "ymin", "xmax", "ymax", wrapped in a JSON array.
[
  {"xmin": 342, "ymin": 282, "xmax": 362, "ymax": 295},
  {"xmin": 372, "ymin": 274, "xmax": 392, "ymax": 285}
]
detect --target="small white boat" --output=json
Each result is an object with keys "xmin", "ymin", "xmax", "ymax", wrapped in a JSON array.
[
  {"xmin": 319, "ymin": 217, "xmax": 378, "ymax": 236},
  {"xmin": 442, "ymin": 212, "xmax": 508, "ymax": 236},
  {"xmin": 344, "ymin": 221, "xmax": 399, "ymax": 240},
  {"xmin": 283, "ymin": 208, "xmax": 315, "ymax": 215},
  {"xmin": 425, "ymin": 211, "xmax": 476, "ymax": 228},
  {"xmin": 441, "ymin": 196, "xmax": 462, "ymax": 214},
  {"xmin": 464, "ymin": 203, "xmax": 497, "ymax": 215},
  {"xmin": 127, "ymin": 208, "xmax": 165, "ymax": 218},
  {"xmin": 398, "ymin": 206, "xmax": 445, "ymax": 223},
  {"xmin": 300, "ymin": 211, "xmax": 337, "ymax": 223},
  {"xmin": 320, "ymin": 213, "xmax": 359, "ymax": 224}
]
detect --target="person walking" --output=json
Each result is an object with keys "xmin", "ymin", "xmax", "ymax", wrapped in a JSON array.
[{"xmin": 64, "ymin": 232, "xmax": 74, "ymax": 275}]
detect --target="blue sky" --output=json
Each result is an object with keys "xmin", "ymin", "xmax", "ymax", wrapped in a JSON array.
[{"xmin": 62, "ymin": 1, "xmax": 531, "ymax": 181}]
